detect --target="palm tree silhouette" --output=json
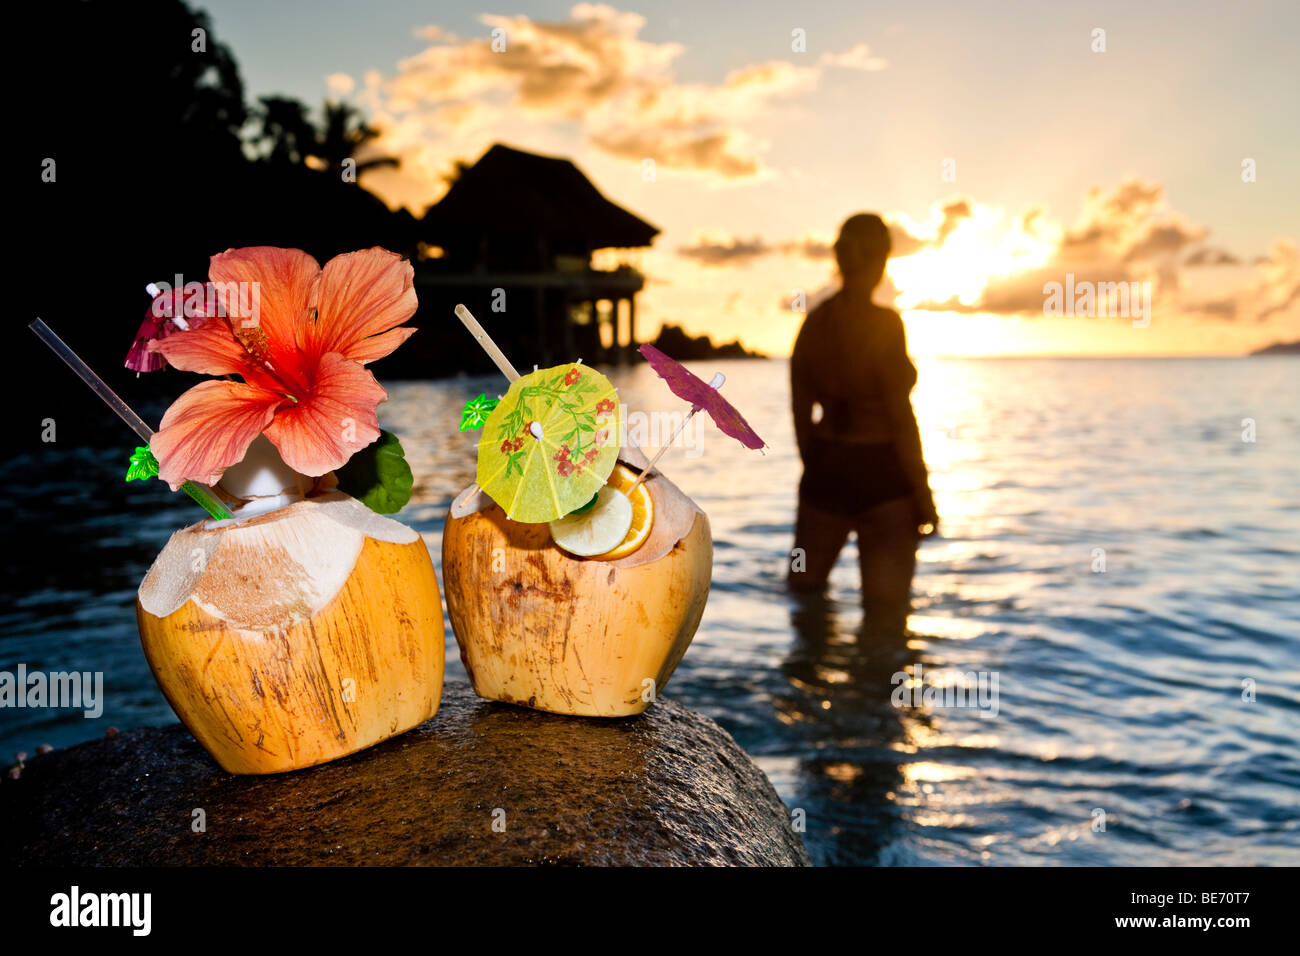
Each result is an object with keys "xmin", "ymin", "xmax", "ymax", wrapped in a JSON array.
[
  {"xmin": 318, "ymin": 101, "xmax": 400, "ymax": 176},
  {"xmin": 251, "ymin": 97, "xmax": 399, "ymax": 176}
]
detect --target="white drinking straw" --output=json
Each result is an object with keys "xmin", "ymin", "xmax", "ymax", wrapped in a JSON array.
[{"xmin": 29, "ymin": 318, "xmax": 233, "ymax": 520}]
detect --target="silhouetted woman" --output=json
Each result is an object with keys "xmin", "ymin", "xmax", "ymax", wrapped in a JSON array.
[{"xmin": 789, "ymin": 213, "xmax": 938, "ymax": 633}]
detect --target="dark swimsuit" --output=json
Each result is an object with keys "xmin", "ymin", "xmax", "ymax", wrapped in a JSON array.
[
  {"xmin": 799, "ymin": 438, "xmax": 912, "ymax": 516},
  {"xmin": 792, "ymin": 293, "xmax": 924, "ymax": 518}
]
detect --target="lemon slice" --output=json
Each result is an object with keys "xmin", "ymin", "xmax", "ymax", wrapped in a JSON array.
[
  {"xmin": 549, "ymin": 485, "xmax": 633, "ymax": 557},
  {"xmin": 597, "ymin": 463, "xmax": 655, "ymax": 559}
]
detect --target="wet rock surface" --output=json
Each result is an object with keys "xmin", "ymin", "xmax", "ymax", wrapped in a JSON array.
[{"xmin": 1, "ymin": 681, "xmax": 810, "ymax": 866}]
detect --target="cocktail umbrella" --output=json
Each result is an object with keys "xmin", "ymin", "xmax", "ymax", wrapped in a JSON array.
[
  {"xmin": 629, "ymin": 344, "xmax": 766, "ymax": 492},
  {"xmin": 124, "ymin": 283, "xmax": 217, "ymax": 373},
  {"xmin": 476, "ymin": 361, "xmax": 622, "ymax": 523}
]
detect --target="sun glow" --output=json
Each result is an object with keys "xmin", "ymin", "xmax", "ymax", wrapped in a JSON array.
[{"xmin": 889, "ymin": 206, "xmax": 1057, "ymax": 311}]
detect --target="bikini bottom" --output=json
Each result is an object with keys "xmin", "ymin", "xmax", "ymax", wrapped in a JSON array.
[{"xmin": 798, "ymin": 439, "xmax": 913, "ymax": 516}]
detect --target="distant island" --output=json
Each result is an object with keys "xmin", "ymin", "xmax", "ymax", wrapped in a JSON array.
[
  {"xmin": 1249, "ymin": 340, "xmax": 1300, "ymax": 356},
  {"xmin": 646, "ymin": 324, "xmax": 766, "ymax": 361}
]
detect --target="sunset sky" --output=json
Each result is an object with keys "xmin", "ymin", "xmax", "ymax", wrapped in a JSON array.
[{"xmin": 204, "ymin": 0, "xmax": 1298, "ymax": 357}]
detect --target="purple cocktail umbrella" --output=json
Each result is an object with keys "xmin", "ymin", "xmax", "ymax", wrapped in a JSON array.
[
  {"xmin": 631, "ymin": 344, "xmax": 766, "ymax": 491},
  {"xmin": 640, "ymin": 344, "xmax": 765, "ymax": 449}
]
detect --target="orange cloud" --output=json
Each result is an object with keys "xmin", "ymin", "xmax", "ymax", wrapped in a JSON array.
[
  {"xmin": 819, "ymin": 43, "xmax": 888, "ymax": 71},
  {"xmin": 1189, "ymin": 238, "xmax": 1300, "ymax": 322},
  {"xmin": 361, "ymin": 3, "xmax": 847, "ymax": 201},
  {"xmin": 325, "ymin": 72, "xmax": 355, "ymax": 95},
  {"xmin": 677, "ymin": 233, "xmax": 832, "ymax": 266},
  {"xmin": 674, "ymin": 203, "xmax": 966, "ymax": 267},
  {"xmin": 904, "ymin": 179, "xmax": 1263, "ymax": 319}
]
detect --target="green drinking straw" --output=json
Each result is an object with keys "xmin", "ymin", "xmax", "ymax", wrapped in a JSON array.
[{"xmin": 29, "ymin": 318, "xmax": 235, "ymax": 521}]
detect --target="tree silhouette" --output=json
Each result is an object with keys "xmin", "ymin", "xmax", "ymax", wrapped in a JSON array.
[
  {"xmin": 14, "ymin": 0, "xmax": 417, "ymax": 424},
  {"xmin": 251, "ymin": 97, "xmax": 399, "ymax": 176},
  {"xmin": 251, "ymin": 96, "xmax": 319, "ymax": 167},
  {"xmin": 318, "ymin": 101, "xmax": 400, "ymax": 176}
]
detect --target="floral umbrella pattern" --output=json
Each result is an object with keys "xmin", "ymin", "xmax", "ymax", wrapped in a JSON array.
[
  {"xmin": 139, "ymin": 246, "xmax": 417, "ymax": 490},
  {"xmin": 476, "ymin": 362, "xmax": 621, "ymax": 523}
]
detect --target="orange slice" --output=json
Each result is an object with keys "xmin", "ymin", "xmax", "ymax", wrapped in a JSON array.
[{"xmin": 594, "ymin": 462, "xmax": 654, "ymax": 559}]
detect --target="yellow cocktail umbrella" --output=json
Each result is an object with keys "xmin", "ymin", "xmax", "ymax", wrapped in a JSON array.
[{"xmin": 476, "ymin": 361, "xmax": 622, "ymax": 523}]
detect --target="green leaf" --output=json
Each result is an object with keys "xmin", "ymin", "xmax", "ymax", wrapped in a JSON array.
[
  {"xmin": 459, "ymin": 393, "xmax": 499, "ymax": 431},
  {"xmin": 334, "ymin": 430, "xmax": 414, "ymax": 514},
  {"xmin": 125, "ymin": 446, "xmax": 159, "ymax": 483}
]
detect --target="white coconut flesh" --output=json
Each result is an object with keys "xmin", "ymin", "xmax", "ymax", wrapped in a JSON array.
[
  {"xmin": 209, "ymin": 434, "xmax": 310, "ymax": 525},
  {"xmin": 138, "ymin": 492, "xmax": 419, "ymax": 629}
]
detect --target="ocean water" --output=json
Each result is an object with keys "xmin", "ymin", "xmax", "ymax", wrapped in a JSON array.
[{"xmin": 2, "ymin": 356, "xmax": 1297, "ymax": 866}]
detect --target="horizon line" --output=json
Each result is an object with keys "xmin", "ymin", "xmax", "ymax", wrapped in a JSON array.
[{"xmin": 748, "ymin": 351, "xmax": 1284, "ymax": 361}]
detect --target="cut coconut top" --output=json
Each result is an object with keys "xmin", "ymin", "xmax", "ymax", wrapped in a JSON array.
[
  {"xmin": 139, "ymin": 492, "xmax": 420, "ymax": 627},
  {"xmin": 450, "ymin": 442, "xmax": 705, "ymax": 569}
]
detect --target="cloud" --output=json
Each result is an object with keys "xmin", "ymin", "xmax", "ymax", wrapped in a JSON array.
[
  {"xmin": 895, "ymin": 179, "xmax": 1298, "ymax": 329},
  {"xmin": 678, "ymin": 235, "xmax": 772, "ymax": 266},
  {"xmin": 782, "ymin": 236, "xmax": 835, "ymax": 260},
  {"xmin": 910, "ymin": 265, "xmax": 1145, "ymax": 316},
  {"xmin": 1184, "ymin": 246, "xmax": 1242, "ymax": 267},
  {"xmin": 820, "ymin": 43, "xmax": 888, "ymax": 71},
  {"xmin": 325, "ymin": 72, "xmax": 355, "ymax": 95},
  {"xmin": 935, "ymin": 199, "xmax": 972, "ymax": 243},
  {"xmin": 1121, "ymin": 221, "xmax": 1207, "ymax": 263},
  {"xmin": 1195, "ymin": 238, "xmax": 1300, "ymax": 322},
  {"xmin": 673, "ymin": 183, "xmax": 1273, "ymax": 327},
  {"xmin": 883, "ymin": 198, "xmax": 973, "ymax": 257},
  {"xmin": 675, "ymin": 200, "xmax": 973, "ymax": 268},
  {"xmin": 677, "ymin": 232, "xmax": 833, "ymax": 266},
  {"xmin": 907, "ymin": 179, "xmax": 1210, "ymax": 315},
  {"xmin": 1192, "ymin": 297, "xmax": 1239, "ymax": 319},
  {"xmin": 888, "ymin": 223, "xmax": 926, "ymax": 257},
  {"xmin": 589, "ymin": 129, "xmax": 761, "ymax": 178},
  {"xmin": 1255, "ymin": 239, "xmax": 1300, "ymax": 320},
  {"xmin": 367, "ymin": 3, "xmax": 831, "ymax": 192}
]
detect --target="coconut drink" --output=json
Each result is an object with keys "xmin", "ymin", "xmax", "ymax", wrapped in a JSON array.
[
  {"xmin": 35, "ymin": 246, "xmax": 443, "ymax": 774},
  {"xmin": 444, "ymin": 452, "xmax": 712, "ymax": 717},
  {"xmin": 441, "ymin": 306, "xmax": 763, "ymax": 717},
  {"xmin": 135, "ymin": 438, "xmax": 444, "ymax": 775}
]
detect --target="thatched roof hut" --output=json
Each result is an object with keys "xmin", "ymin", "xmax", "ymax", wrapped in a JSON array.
[
  {"xmin": 413, "ymin": 144, "xmax": 658, "ymax": 372},
  {"xmin": 423, "ymin": 144, "xmax": 657, "ymax": 268}
]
